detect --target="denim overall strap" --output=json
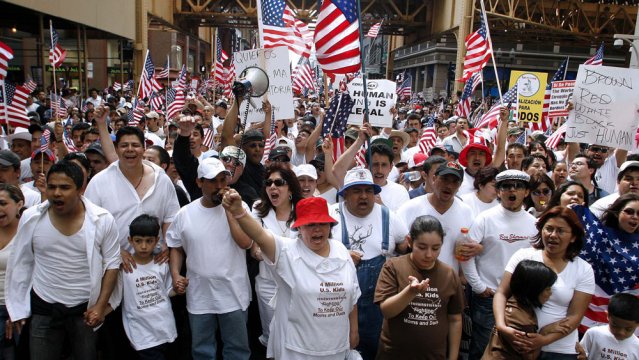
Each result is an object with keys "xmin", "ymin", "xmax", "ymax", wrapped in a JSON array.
[
  {"xmin": 381, "ymin": 205, "xmax": 389, "ymax": 252},
  {"xmin": 339, "ymin": 201, "xmax": 351, "ymax": 249}
]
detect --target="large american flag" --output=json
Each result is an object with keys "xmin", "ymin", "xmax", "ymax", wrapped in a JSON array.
[
  {"xmin": 0, "ymin": 41, "xmax": 13, "ymax": 79},
  {"xmin": 166, "ymin": 87, "xmax": 185, "ymax": 121},
  {"xmin": 397, "ymin": 73, "xmax": 412, "ymax": 99},
  {"xmin": 461, "ymin": 11, "xmax": 492, "ymax": 82},
  {"xmin": 139, "ymin": 51, "xmax": 162, "ymax": 99},
  {"xmin": 366, "ymin": 22, "xmax": 382, "ymax": 38},
  {"xmin": 49, "ymin": 25, "xmax": 67, "ymax": 68},
  {"xmin": 259, "ymin": 0, "xmax": 311, "ymax": 58},
  {"xmin": 455, "ymin": 72, "xmax": 482, "ymax": 118},
  {"xmin": 3, "ymin": 82, "xmax": 31, "ymax": 128},
  {"xmin": 322, "ymin": 92, "xmax": 354, "ymax": 160},
  {"xmin": 573, "ymin": 205, "xmax": 639, "ymax": 335},
  {"xmin": 314, "ymin": 0, "xmax": 361, "ymax": 77},
  {"xmin": 584, "ymin": 42, "xmax": 604, "ymax": 66},
  {"xmin": 533, "ymin": 58, "xmax": 568, "ymax": 132},
  {"xmin": 418, "ymin": 116, "xmax": 437, "ymax": 155},
  {"xmin": 213, "ymin": 34, "xmax": 228, "ymax": 84},
  {"xmin": 474, "ymin": 84, "xmax": 518, "ymax": 130},
  {"xmin": 292, "ymin": 57, "xmax": 316, "ymax": 94}
]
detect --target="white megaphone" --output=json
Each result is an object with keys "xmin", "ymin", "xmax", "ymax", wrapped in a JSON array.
[{"xmin": 233, "ymin": 67, "xmax": 270, "ymax": 108}]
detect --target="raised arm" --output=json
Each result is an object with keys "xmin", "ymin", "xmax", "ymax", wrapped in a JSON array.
[
  {"xmin": 261, "ymin": 100, "xmax": 273, "ymax": 141},
  {"xmin": 221, "ymin": 96, "xmax": 243, "ymax": 148},
  {"xmin": 491, "ymin": 108, "xmax": 509, "ymax": 169},
  {"xmin": 332, "ymin": 123, "xmax": 373, "ymax": 187},
  {"xmin": 94, "ymin": 106, "xmax": 118, "ymax": 164},
  {"xmin": 305, "ymin": 113, "xmax": 324, "ymax": 162}
]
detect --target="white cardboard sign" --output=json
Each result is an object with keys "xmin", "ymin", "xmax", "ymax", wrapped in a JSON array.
[{"xmin": 346, "ymin": 79, "xmax": 396, "ymax": 128}]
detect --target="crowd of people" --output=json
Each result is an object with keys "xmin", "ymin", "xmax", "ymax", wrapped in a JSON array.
[{"xmin": 0, "ymin": 82, "xmax": 636, "ymax": 360}]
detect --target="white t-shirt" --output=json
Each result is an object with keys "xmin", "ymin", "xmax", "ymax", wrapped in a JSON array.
[
  {"xmin": 290, "ymin": 148, "xmax": 306, "ymax": 167},
  {"xmin": 590, "ymin": 192, "xmax": 620, "ymax": 219},
  {"xmin": 319, "ymin": 187, "xmax": 338, "ymax": 206},
  {"xmin": 85, "ymin": 161, "xmax": 180, "ymax": 251},
  {"xmin": 166, "ymin": 200, "xmax": 251, "ymax": 314},
  {"xmin": 595, "ymin": 155, "xmax": 619, "ymax": 195},
  {"xmin": 580, "ymin": 325, "xmax": 639, "ymax": 360},
  {"xmin": 20, "ymin": 158, "xmax": 32, "ymax": 183},
  {"xmin": 0, "ymin": 240, "xmax": 13, "ymax": 305},
  {"xmin": 32, "ymin": 214, "xmax": 91, "ymax": 306},
  {"xmin": 397, "ymin": 196, "xmax": 473, "ymax": 271},
  {"xmin": 461, "ymin": 206, "xmax": 536, "ymax": 294},
  {"xmin": 505, "ymin": 248, "xmax": 595, "ymax": 354},
  {"xmin": 329, "ymin": 203, "xmax": 407, "ymax": 260},
  {"xmin": 460, "ymin": 191, "xmax": 499, "ymax": 218},
  {"xmin": 458, "ymin": 170, "xmax": 476, "ymax": 197},
  {"xmin": 21, "ymin": 184, "xmax": 41, "ymax": 208},
  {"xmin": 121, "ymin": 262, "xmax": 177, "ymax": 350},
  {"xmin": 380, "ymin": 181, "xmax": 410, "ymax": 212}
]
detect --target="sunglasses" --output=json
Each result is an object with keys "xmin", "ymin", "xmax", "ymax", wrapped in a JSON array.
[
  {"xmin": 498, "ymin": 182, "xmax": 527, "ymax": 191},
  {"xmin": 589, "ymin": 146, "xmax": 608, "ymax": 153},
  {"xmin": 621, "ymin": 208, "xmax": 639, "ymax": 217},
  {"xmin": 247, "ymin": 142, "xmax": 265, "ymax": 149},
  {"xmin": 532, "ymin": 188, "xmax": 552, "ymax": 196},
  {"xmin": 264, "ymin": 178, "xmax": 287, "ymax": 187},
  {"xmin": 270, "ymin": 157, "xmax": 289, "ymax": 163},
  {"xmin": 221, "ymin": 156, "xmax": 241, "ymax": 167}
]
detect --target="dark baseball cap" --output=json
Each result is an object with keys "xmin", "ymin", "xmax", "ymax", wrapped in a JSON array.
[
  {"xmin": 268, "ymin": 147, "xmax": 291, "ymax": 162},
  {"xmin": 435, "ymin": 161, "xmax": 464, "ymax": 180},
  {"xmin": 85, "ymin": 142, "xmax": 105, "ymax": 157},
  {"xmin": 0, "ymin": 150, "xmax": 20, "ymax": 168}
]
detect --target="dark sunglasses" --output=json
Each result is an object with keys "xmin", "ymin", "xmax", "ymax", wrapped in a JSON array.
[
  {"xmin": 264, "ymin": 178, "xmax": 287, "ymax": 187},
  {"xmin": 589, "ymin": 146, "xmax": 608, "ymax": 153},
  {"xmin": 221, "ymin": 156, "xmax": 241, "ymax": 167},
  {"xmin": 621, "ymin": 208, "xmax": 639, "ymax": 217},
  {"xmin": 498, "ymin": 182, "xmax": 527, "ymax": 191},
  {"xmin": 247, "ymin": 142, "xmax": 265, "ymax": 149},
  {"xmin": 532, "ymin": 188, "xmax": 552, "ymax": 196}
]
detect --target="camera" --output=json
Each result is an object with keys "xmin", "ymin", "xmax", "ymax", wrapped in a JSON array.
[{"xmin": 614, "ymin": 39, "xmax": 624, "ymax": 49}]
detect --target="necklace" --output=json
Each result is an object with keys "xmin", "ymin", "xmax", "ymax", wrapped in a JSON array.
[{"xmin": 276, "ymin": 219, "xmax": 290, "ymax": 236}]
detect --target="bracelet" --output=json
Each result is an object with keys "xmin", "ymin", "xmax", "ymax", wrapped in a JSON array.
[
  {"xmin": 233, "ymin": 210, "xmax": 248, "ymax": 219},
  {"xmin": 243, "ymin": 239, "xmax": 255, "ymax": 250}
]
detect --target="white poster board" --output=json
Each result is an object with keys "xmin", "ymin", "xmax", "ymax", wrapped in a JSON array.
[
  {"xmin": 565, "ymin": 65, "xmax": 639, "ymax": 151},
  {"xmin": 346, "ymin": 79, "xmax": 396, "ymax": 128},
  {"xmin": 548, "ymin": 80, "xmax": 575, "ymax": 117},
  {"xmin": 232, "ymin": 46, "xmax": 295, "ymax": 123}
]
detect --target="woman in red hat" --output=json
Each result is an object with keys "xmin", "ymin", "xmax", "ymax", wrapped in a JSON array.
[{"xmin": 223, "ymin": 191, "xmax": 360, "ymax": 360}]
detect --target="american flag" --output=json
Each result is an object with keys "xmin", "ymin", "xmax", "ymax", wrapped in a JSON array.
[
  {"xmin": 130, "ymin": 99, "xmax": 145, "ymax": 126},
  {"xmin": 572, "ymin": 205, "xmax": 639, "ymax": 334},
  {"xmin": 397, "ymin": 73, "xmax": 412, "ymax": 99},
  {"xmin": 0, "ymin": 41, "xmax": 14, "ymax": 79},
  {"xmin": 262, "ymin": 111, "xmax": 279, "ymax": 163},
  {"xmin": 202, "ymin": 128, "xmax": 215, "ymax": 150},
  {"xmin": 474, "ymin": 84, "xmax": 518, "ymax": 130},
  {"xmin": 224, "ymin": 64, "xmax": 236, "ymax": 99},
  {"xmin": 166, "ymin": 88, "xmax": 185, "ymax": 121},
  {"xmin": 461, "ymin": 11, "xmax": 492, "ymax": 82},
  {"xmin": 124, "ymin": 80, "xmax": 134, "ymax": 91},
  {"xmin": 149, "ymin": 92, "xmax": 165, "ymax": 111},
  {"xmin": 455, "ymin": 72, "xmax": 482, "ymax": 118},
  {"xmin": 314, "ymin": 0, "xmax": 361, "ymax": 77},
  {"xmin": 23, "ymin": 79, "xmax": 37, "ymax": 93},
  {"xmin": 175, "ymin": 65, "xmax": 187, "ymax": 91},
  {"xmin": 259, "ymin": 0, "xmax": 311, "ymax": 58},
  {"xmin": 40, "ymin": 128, "xmax": 51, "ymax": 152},
  {"xmin": 545, "ymin": 123, "xmax": 567, "ymax": 149},
  {"xmin": 81, "ymin": 101, "xmax": 88, "ymax": 113},
  {"xmin": 157, "ymin": 56, "xmax": 170, "ymax": 78},
  {"xmin": 113, "ymin": 82, "xmax": 122, "ymax": 92},
  {"xmin": 354, "ymin": 142, "xmax": 368, "ymax": 167},
  {"xmin": 213, "ymin": 34, "xmax": 228, "ymax": 84},
  {"xmin": 514, "ymin": 131, "xmax": 527, "ymax": 145},
  {"xmin": 3, "ymin": 82, "xmax": 31, "ymax": 128},
  {"xmin": 292, "ymin": 57, "xmax": 316, "ymax": 94},
  {"xmin": 0, "ymin": 82, "xmax": 7, "ymax": 123},
  {"xmin": 49, "ymin": 25, "xmax": 67, "ymax": 68},
  {"xmin": 584, "ymin": 42, "xmax": 604, "ymax": 66},
  {"xmin": 418, "ymin": 116, "xmax": 437, "ymax": 155},
  {"xmin": 322, "ymin": 92, "xmax": 354, "ymax": 160},
  {"xmin": 139, "ymin": 51, "xmax": 162, "ymax": 99},
  {"xmin": 366, "ymin": 22, "xmax": 382, "ymax": 38},
  {"xmin": 63, "ymin": 126, "xmax": 78, "ymax": 152},
  {"xmin": 534, "ymin": 59, "xmax": 568, "ymax": 132}
]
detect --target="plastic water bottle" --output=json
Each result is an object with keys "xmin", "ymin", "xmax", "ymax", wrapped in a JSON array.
[{"xmin": 454, "ymin": 228, "xmax": 471, "ymax": 262}]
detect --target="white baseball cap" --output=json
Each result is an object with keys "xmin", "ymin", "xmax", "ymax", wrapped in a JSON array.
[
  {"xmin": 197, "ymin": 157, "xmax": 231, "ymax": 179},
  {"xmin": 338, "ymin": 167, "xmax": 381, "ymax": 196},
  {"xmin": 295, "ymin": 164, "xmax": 318, "ymax": 180}
]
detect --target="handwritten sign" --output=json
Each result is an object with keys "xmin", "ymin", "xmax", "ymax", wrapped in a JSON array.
[
  {"xmin": 565, "ymin": 65, "xmax": 639, "ymax": 151},
  {"xmin": 346, "ymin": 79, "xmax": 396, "ymax": 128},
  {"xmin": 548, "ymin": 80, "xmax": 575, "ymax": 117},
  {"xmin": 232, "ymin": 46, "xmax": 295, "ymax": 123}
]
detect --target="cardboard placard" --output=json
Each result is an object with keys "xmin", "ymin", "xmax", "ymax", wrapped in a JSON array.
[
  {"xmin": 346, "ymin": 79, "xmax": 396, "ymax": 128},
  {"xmin": 510, "ymin": 70, "xmax": 548, "ymax": 123},
  {"xmin": 548, "ymin": 80, "xmax": 575, "ymax": 117}
]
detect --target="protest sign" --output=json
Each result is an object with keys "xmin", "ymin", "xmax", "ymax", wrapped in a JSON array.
[
  {"xmin": 565, "ymin": 65, "xmax": 639, "ymax": 151},
  {"xmin": 548, "ymin": 80, "xmax": 575, "ymax": 117},
  {"xmin": 510, "ymin": 70, "xmax": 548, "ymax": 123},
  {"xmin": 346, "ymin": 79, "xmax": 396, "ymax": 127},
  {"xmin": 232, "ymin": 46, "xmax": 294, "ymax": 123}
]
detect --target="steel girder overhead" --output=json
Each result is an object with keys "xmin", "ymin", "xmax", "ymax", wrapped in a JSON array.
[{"xmin": 173, "ymin": 0, "xmax": 432, "ymax": 35}]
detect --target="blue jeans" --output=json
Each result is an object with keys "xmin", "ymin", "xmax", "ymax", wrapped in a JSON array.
[
  {"xmin": 355, "ymin": 255, "xmax": 385, "ymax": 360},
  {"xmin": 30, "ymin": 313, "xmax": 97, "ymax": 360},
  {"xmin": 539, "ymin": 352, "xmax": 578, "ymax": 360},
  {"xmin": 469, "ymin": 294, "xmax": 494, "ymax": 360},
  {"xmin": 188, "ymin": 310, "xmax": 250, "ymax": 360},
  {"xmin": 0, "ymin": 306, "xmax": 15, "ymax": 360}
]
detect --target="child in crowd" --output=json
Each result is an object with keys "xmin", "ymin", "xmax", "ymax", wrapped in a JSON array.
[
  {"xmin": 579, "ymin": 293, "xmax": 639, "ymax": 360},
  {"xmin": 118, "ymin": 214, "xmax": 177, "ymax": 359},
  {"xmin": 482, "ymin": 260, "xmax": 557, "ymax": 360}
]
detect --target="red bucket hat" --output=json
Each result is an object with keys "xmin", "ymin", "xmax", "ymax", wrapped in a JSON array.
[
  {"xmin": 292, "ymin": 197, "xmax": 337, "ymax": 229},
  {"xmin": 459, "ymin": 143, "xmax": 492, "ymax": 167}
]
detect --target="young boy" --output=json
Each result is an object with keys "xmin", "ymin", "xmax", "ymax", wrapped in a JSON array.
[
  {"xmin": 579, "ymin": 293, "xmax": 639, "ymax": 360},
  {"xmin": 119, "ymin": 214, "xmax": 177, "ymax": 359}
]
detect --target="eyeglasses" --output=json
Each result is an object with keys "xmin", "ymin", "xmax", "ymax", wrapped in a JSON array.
[
  {"xmin": 621, "ymin": 208, "xmax": 639, "ymax": 217},
  {"xmin": 498, "ymin": 182, "xmax": 527, "ymax": 191},
  {"xmin": 246, "ymin": 142, "xmax": 265, "ymax": 149},
  {"xmin": 542, "ymin": 225, "xmax": 570, "ymax": 237},
  {"xmin": 221, "ymin": 156, "xmax": 241, "ymax": 167},
  {"xmin": 264, "ymin": 178, "xmax": 287, "ymax": 187},
  {"xmin": 532, "ymin": 188, "xmax": 552, "ymax": 196},
  {"xmin": 589, "ymin": 146, "xmax": 608, "ymax": 153}
]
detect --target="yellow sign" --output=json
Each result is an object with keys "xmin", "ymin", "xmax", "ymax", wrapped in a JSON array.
[{"xmin": 509, "ymin": 70, "xmax": 548, "ymax": 123}]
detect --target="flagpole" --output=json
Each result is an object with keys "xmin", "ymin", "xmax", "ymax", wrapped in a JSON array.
[
  {"xmin": 166, "ymin": 54, "xmax": 170, "ymax": 88},
  {"xmin": 136, "ymin": 49, "xmax": 148, "ymax": 99},
  {"xmin": 364, "ymin": 20, "xmax": 382, "ymax": 69},
  {"xmin": 478, "ymin": 0, "xmax": 503, "ymax": 105},
  {"xmin": 563, "ymin": 56, "xmax": 570, "ymax": 81},
  {"xmin": 49, "ymin": 20, "xmax": 59, "ymax": 123},
  {"xmin": 356, "ymin": 0, "xmax": 370, "ymax": 122}
]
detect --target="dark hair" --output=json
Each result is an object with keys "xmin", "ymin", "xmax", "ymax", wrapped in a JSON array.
[
  {"xmin": 63, "ymin": 152, "xmax": 91, "ymax": 174},
  {"xmin": 71, "ymin": 122, "xmax": 90, "ymax": 134},
  {"xmin": 115, "ymin": 126, "xmax": 145, "ymax": 146},
  {"xmin": 129, "ymin": 214, "xmax": 161, "ymax": 238},
  {"xmin": 473, "ymin": 166, "xmax": 499, "ymax": 191},
  {"xmin": 409, "ymin": 215, "xmax": 445, "ymax": 243},
  {"xmin": 254, "ymin": 163, "xmax": 304, "ymax": 226},
  {"xmin": 194, "ymin": 123, "xmax": 204, "ymax": 138},
  {"xmin": 422, "ymin": 155, "xmax": 447, "ymax": 174},
  {"xmin": 0, "ymin": 183, "xmax": 26, "ymax": 218},
  {"xmin": 546, "ymin": 180, "xmax": 589, "ymax": 209},
  {"xmin": 527, "ymin": 141, "xmax": 548, "ymax": 157},
  {"xmin": 533, "ymin": 206, "xmax": 585, "ymax": 260},
  {"xmin": 80, "ymin": 127, "xmax": 100, "ymax": 143},
  {"xmin": 510, "ymin": 260, "xmax": 557, "ymax": 309},
  {"xmin": 608, "ymin": 293, "xmax": 639, "ymax": 322},
  {"xmin": 524, "ymin": 173, "xmax": 555, "ymax": 209},
  {"xmin": 148, "ymin": 145, "xmax": 170, "ymax": 168},
  {"xmin": 507, "ymin": 142, "xmax": 528, "ymax": 156},
  {"xmin": 572, "ymin": 153, "xmax": 597, "ymax": 180},
  {"xmin": 601, "ymin": 193, "xmax": 639, "ymax": 232},
  {"xmin": 522, "ymin": 154, "xmax": 549, "ymax": 172},
  {"xmin": 369, "ymin": 143, "xmax": 394, "ymax": 164},
  {"xmin": 46, "ymin": 161, "xmax": 85, "ymax": 189}
]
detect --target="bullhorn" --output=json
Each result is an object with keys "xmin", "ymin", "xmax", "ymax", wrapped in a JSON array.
[{"xmin": 232, "ymin": 66, "xmax": 269, "ymax": 98}]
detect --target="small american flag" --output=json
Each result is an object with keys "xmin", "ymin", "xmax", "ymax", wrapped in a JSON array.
[
  {"xmin": 366, "ymin": 22, "xmax": 382, "ymax": 38},
  {"xmin": 124, "ymin": 80, "xmax": 134, "ymax": 91},
  {"xmin": 474, "ymin": 84, "xmax": 518, "ymax": 130},
  {"xmin": 314, "ymin": 0, "xmax": 361, "ymax": 78},
  {"xmin": 139, "ymin": 51, "xmax": 162, "ymax": 98},
  {"xmin": 533, "ymin": 58, "xmax": 568, "ymax": 133},
  {"xmin": 157, "ymin": 56, "xmax": 170, "ymax": 78},
  {"xmin": 49, "ymin": 24, "xmax": 67, "ymax": 68},
  {"xmin": 354, "ymin": 141, "xmax": 368, "ymax": 167},
  {"xmin": 455, "ymin": 72, "xmax": 482, "ymax": 118},
  {"xmin": 4, "ymin": 82, "xmax": 31, "ymax": 128},
  {"xmin": 24, "ymin": 79, "xmax": 37, "ymax": 93},
  {"xmin": 584, "ymin": 42, "xmax": 604, "ymax": 66},
  {"xmin": 461, "ymin": 10, "xmax": 492, "ymax": 82},
  {"xmin": 40, "ymin": 128, "xmax": 51, "ymax": 152},
  {"xmin": 396, "ymin": 73, "xmax": 412, "ymax": 99},
  {"xmin": 202, "ymin": 128, "xmax": 215, "ymax": 150},
  {"xmin": 418, "ymin": 116, "xmax": 437, "ymax": 155},
  {"xmin": 213, "ymin": 34, "xmax": 228, "ymax": 83},
  {"xmin": 113, "ymin": 82, "xmax": 122, "ymax": 91},
  {"xmin": 322, "ymin": 92, "xmax": 354, "ymax": 160},
  {"xmin": 292, "ymin": 57, "xmax": 316, "ymax": 95},
  {"xmin": 259, "ymin": 0, "xmax": 311, "ymax": 58},
  {"xmin": 149, "ymin": 92, "xmax": 165, "ymax": 112},
  {"xmin": 132, "ymin": 100, "xmax": 145, "ymax": 125},
  {"xmin": 166, "ymin": 88, "xmax": 185, "ymax": 121},
  {"xmin": 0, "ymin": 41, "xmax": 14, "ymax": 79},
  {"xmin": 175, "ymin": 65, "xmax": 187, "ymax": 91},
  {"xmin": 514, "ymin": 131, "xmax": 527, "ymax": 145},
  {"xmin": 544, "ymin": 123, "xmax": 567, "ymax": 149},
  {"xmin": 262, "ymin": 112, "xmax": 279, "ymax": 163}
]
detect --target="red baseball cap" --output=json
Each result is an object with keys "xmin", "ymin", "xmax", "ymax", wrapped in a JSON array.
[{"xmin": 292, "ymin": 197, "xmax": 337, "ymax": 229}]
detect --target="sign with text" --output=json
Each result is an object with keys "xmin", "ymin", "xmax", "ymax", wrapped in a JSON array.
[
  {"xmin": 548, "ymin": 80, "xmax": 575, "ymax": 117},
  {"xmin": 565, "ymin": 65, "xmax": 639, "ymax": 151},
  {"xmin": 232, "ymin": 46, "xmax": 294, "ymax": 123},
  {"xmin": 510, "ymin": 70, "xmax": 548, "ymax": 123},
  {"xmin": 346, "ymin": 79, "xmax": 396, "ymax": 127}
]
